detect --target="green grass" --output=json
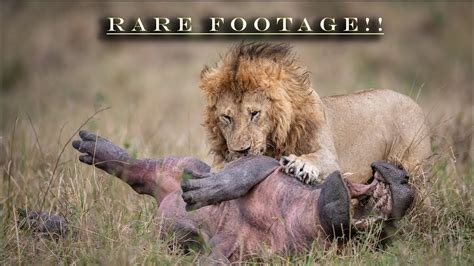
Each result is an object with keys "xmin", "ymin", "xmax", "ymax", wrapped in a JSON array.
[{"xmin": 0, "ymin": 117, "xmax": 472, "ymax": 264}]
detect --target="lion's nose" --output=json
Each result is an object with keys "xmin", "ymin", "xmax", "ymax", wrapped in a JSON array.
[{"xmin": 234, "ymin": 147, "xmax": 251, "ymax": 155}]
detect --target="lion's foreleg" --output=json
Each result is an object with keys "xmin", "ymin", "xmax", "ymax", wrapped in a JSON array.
[{"xmin": 281, "ymin": 125, "xmax": 340, "ymax": 184}]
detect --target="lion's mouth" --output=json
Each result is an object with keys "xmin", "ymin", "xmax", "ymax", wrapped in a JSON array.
[{"xmin": 226, "ymin": 148, "xmax": 265, "ymax": 162}]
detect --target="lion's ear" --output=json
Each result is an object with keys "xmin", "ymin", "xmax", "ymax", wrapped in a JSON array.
[
  {"xmin": 199, "ymin": 65, "xmax": 226, "ymax": 104},
  {"xmin": 199, "ymin": 68, "xmax": 220, "ymax": 106},
  {"xmin": 200, "ymin": 65, "xmax": 214, "ymax": 96}
]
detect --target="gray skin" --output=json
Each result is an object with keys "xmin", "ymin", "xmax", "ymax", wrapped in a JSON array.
[
  {"xmin": 17, "ymin": 209, "xmax": 68, "ymax": 237},
  {"xmin": 72, "ymin": 130, "xmax": 413, "ymax": 262}
]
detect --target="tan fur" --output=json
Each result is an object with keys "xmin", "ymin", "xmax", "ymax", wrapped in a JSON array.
[
  {"xmin": 200, "ymin": 43, "xmax": 431, "ymax": 183},
  {"xmin": 323, "ymin": 89, "xmax": 432, "ymax": 182}
]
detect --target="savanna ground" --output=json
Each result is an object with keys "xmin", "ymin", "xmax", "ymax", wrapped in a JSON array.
[{"xmin": 1, "ymin": 2, "xmax": 472, "ymax": 265}]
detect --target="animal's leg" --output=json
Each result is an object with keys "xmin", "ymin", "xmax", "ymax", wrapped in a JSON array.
[
  {"xmin": 72, "ymin": 130, "xmax": 132, "ymax": 177},
  {"xmin": 280, "ymin": 122, "xmax": 340, "ymax": 185},
  {"xmin": 181, "ymin": 155, "xmax": 279, "ymax": 210},
  {"xmin": 73, "ymin": 130, "xmax": 210, "ymax": 202},
  {"xmin": 280, "ymin": 149, "xmax": 340, "ymax": 185}
]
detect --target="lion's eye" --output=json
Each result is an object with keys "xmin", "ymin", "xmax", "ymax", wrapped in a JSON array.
[
  {"xmin": 250, "ymin": 111, "xmax": 260, "ymax": 122},
  {"xmin": 221, "ymin": 115, "xmax": 232, "ymax": 125}
]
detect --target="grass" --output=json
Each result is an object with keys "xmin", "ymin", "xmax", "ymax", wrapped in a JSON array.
[
  {"xmin": 1, "ymin": 1, "xmax": 473, "ymax": 265},
  {"xmin": 1, "ymin": 142, "xmax": 472, "ymax": 264}
]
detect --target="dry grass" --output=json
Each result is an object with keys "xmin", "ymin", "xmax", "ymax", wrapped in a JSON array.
[{"xmin": 1, "ymin": 2, "xmax": 472, "ymax": 265}]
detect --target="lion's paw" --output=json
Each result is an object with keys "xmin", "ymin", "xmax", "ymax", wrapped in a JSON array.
[{"xmin": 280, "ymin": 154, "xmax": 322, "ymax": 185}]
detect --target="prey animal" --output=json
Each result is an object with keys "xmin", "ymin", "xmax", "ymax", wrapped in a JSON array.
[{"xmin": 72, "ymin": 130, "xmax": 414, "ymax": 262}]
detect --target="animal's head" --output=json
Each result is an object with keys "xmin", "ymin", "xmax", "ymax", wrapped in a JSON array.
[{"xmin": 200, "ymin": 43, "xmax": 323, "ymax": 163}]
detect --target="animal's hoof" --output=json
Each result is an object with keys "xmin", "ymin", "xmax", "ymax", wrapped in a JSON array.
[{"xmin": 280, "ymin": 154, "xmax": 322, "ymax": 184}]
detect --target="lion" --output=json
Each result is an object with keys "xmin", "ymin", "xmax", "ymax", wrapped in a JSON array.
[{"xmin": 200, "ymin": 42, "xmax": 431, "ymax": 184}]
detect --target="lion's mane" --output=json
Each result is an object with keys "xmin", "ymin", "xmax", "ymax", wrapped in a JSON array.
[{"xmin": 200, "ymin": 43, "xmax": 324, "ymax": 162}]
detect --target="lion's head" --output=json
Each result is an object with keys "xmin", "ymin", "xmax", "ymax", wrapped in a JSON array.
[{"xmin": 200, "ymin": 43, "xmax": 324, "ymax": 164}]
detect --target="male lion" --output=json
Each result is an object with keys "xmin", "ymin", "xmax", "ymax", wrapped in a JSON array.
[{"xmin": 200, "ymin": 43, "xmax": 431, "ymax": 184}]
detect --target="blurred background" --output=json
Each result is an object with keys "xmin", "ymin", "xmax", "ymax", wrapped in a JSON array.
[{"xmin": 0, "ymin": 2, "xmax": 472, "ymax": 264}]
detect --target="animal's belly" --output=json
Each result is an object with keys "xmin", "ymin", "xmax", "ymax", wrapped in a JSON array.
[{"xmin": 230, "ymin": 173, "xmax": 322, "ymax": 255}]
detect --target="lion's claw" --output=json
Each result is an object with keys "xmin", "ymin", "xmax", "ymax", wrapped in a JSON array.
[{"xmin": 280, "ymin": 155, "xmax": 322, "ymax": 185}]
